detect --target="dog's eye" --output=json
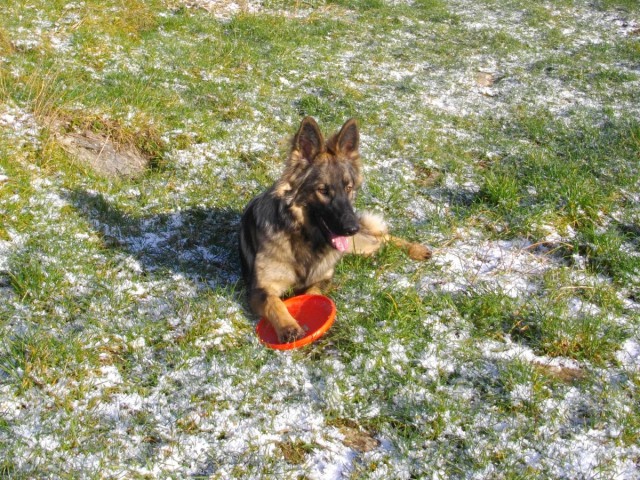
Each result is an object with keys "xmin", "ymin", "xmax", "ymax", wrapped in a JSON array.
[
  {"xmin": 345, "ymin": 185, "xmax": 353, "ymax": 193},
  {"xmin": 317, "ymin": 186, "xmax": 329, "ymax": 196}
]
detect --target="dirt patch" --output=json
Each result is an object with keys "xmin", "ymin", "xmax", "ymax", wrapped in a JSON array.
[
  {"xmin": 57, "ymin": 130, "xmax": 149, "ymax": 178},
  {"xmin": 49, "ymin": 115, "xmax": 165, "ymax": 178}
]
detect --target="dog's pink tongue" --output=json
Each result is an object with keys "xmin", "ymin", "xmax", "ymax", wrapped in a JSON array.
[{"xmin": 330, "ymin": 234, "xmax": 350, "ymax": 252}]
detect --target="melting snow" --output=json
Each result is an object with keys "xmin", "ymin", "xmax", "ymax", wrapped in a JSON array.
[
  {"xmin": 616, "ymin": 339, "xmax": 640, "ymax": 371},
  {"xmin": 421, "ymin": 238, "xmax": 552, "ymax": 297}
]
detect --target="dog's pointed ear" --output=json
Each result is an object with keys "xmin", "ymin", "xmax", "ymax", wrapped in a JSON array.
[
  {"xmin": 293, "ymin": 116, "xmax": 324, "ymax": 162},
  {"xmin": 328, "ymin": 118, "xmax": 359, "ymax": 160},
  {"xmin": 275, "ymin": 117, "xmax": 324, "ymax": 198}
]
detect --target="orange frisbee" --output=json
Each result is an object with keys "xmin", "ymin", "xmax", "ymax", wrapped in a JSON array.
[{"xmin": 256, "ymin": 294, "xmax": 337, "ymax": 350}]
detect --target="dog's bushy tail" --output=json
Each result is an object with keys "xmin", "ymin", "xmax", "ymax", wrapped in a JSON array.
[
  {"xmin": 350, "ymin": 211, "xmax": 431, "ymax": 260},
  {"xmin": 349, "ymin": 211, "xmax": 387, "ymax": 255}
]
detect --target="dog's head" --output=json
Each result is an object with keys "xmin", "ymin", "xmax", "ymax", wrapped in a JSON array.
[{"xmin": 276, "ymin": 117, "xmax": 363, "ymax": 251}]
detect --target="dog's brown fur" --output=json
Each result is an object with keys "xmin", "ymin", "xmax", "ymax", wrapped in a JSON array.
[{"xmin": 239, "ymin": 117, "xmax": 431, "ymax": 342}]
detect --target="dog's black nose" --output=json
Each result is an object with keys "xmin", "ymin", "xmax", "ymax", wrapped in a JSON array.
[{"xmin": 343, "ymin": 223, "xmax": 359, "ymax": 236}]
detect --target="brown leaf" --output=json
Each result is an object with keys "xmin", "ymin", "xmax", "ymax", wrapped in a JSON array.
[
  {"xmin": 534, "ymin": 362, "xmax": 585, "ymax": 383},
  {"xmin": 339, "ymin": 425, "xmax": 379, "ymax": 453}
]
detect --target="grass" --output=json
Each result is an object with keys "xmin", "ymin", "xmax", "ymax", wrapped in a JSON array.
[{"xmin": 1, "ymin": 0, "xmax": 639, "ymax": 478}]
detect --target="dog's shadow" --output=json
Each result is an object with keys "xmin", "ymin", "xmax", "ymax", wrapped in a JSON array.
[{"xmin": 67, "ymin": 189, "xmax": 242, "ymax": 289}]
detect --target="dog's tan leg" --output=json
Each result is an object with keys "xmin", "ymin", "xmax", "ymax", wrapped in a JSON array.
[
  {"xmin": 304, "ymin": 282, "xmax": 329, "ymax": 295},
  {"xmin": 250, "ymin": 288, "xmax": 305, "ymax": 343},
  {"xmin": 264, "ymin": 296, "xmax": 305, "ymax": 343}
]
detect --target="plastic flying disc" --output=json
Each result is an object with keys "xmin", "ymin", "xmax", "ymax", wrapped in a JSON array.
[{"xmin": 256, "ymin": 294, "xmax": 336, "ymax": 350}]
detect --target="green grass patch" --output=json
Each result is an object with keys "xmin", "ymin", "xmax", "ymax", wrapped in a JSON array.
[{"xmin": 1, "ymin": 0, "xmax": 639, "ymax": 477}]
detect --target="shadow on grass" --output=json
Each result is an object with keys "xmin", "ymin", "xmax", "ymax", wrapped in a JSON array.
[{"xmin": 67, "ymin": 189, "xmax": 243, "ymax": 289}]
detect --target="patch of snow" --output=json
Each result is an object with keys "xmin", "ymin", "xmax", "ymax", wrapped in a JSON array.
[
  {"xmin": 567, "ymin": 297, "xmax": 601, "ymax": 318},
  {"xmin": 480, "ymin": 337, "xmax": 581, "ymax": 371},
  {"xmin": 0, "ymin": 240, "xmax": 13, "ymax": 272},
  {"xmin": 420, "ymin": 237, "xmax": 553, "ymax": 297},
  {"xmin": 0, "ymin": 104, "xmax": 41, "ymax": 152},
  {"xmin": 616, "ymin": 339, "xmax": 640, "ymax": 371}
]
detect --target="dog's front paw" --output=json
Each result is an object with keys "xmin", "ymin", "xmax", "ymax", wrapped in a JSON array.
[
  {"xmin": 407, "ymin": 243, "xmax": 432, "ymax": 261},
  {"xmin": 277, "ymin": 323, "xmax": 305, "ymax": 343}
]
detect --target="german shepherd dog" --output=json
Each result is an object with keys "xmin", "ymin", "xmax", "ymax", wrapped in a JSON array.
[{"xmin": 239, "ymin": 117, "xmax": 431, "ymax": 342}]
